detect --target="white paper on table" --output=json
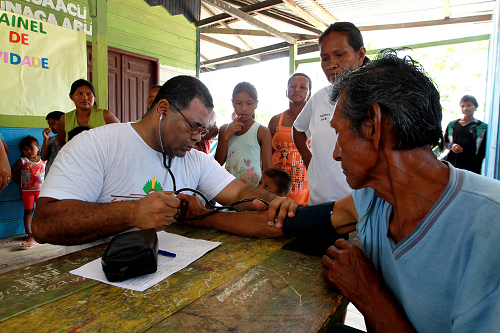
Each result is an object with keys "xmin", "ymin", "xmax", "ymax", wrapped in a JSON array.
[{"xmin": 69, "ymin": 231, "xmax": 221, "ymax": 292}]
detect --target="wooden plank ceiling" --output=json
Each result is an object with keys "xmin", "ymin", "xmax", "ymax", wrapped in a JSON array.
[{"xmin": 196, "ymin": 0, "xmax": 496, "ymax": 71}]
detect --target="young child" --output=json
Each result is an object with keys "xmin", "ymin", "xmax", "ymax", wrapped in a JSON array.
[
  {"xmin": 215, "ymin": 82, "xmax": 272, "ymax": 186},
  {"xmin": 257, "ymin": 168, "xmax": 292, "ymax": 197},
  {"xmin": 41, "ymin": 111, "xmax": 64, "ymax": 175},
  {"xmin": 11, "ymin": 135, "xmax": 46, "ymax": 249}
]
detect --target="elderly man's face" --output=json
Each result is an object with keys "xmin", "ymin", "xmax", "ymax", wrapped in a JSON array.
[{"xmin": 331, "ymin": 97, "xmax": 378, "ymax": 189}]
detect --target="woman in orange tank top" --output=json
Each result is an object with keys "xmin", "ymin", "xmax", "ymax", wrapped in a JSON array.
[{"xmin": 268, "ymin": 73, "xmax": 312, "ymax": 204}]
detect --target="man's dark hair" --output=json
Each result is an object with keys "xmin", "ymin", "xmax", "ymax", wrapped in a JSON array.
[
  {"xmin": 68, "ymin": 126, "xmax": 91, "ymax": 141},
  {"xmin": 330, "ymin": 50, "xmax": 443, "ymax": 150},
  {"xmin": 46, "ymin": 111, "xmax": 64, "ymax": 121},
  {"xmin": 262, "ymin": 168, "xmax": 292, "ymax": 195},
  {"xmin": 288, "ymin": 73, "xmax": 312, "ymax": 91},
  {"xmin": 460, "ymin": 95, "xmax": 478, "ymax": 108},
  {"xmin": 148, "ymin": 76, "xmax": 214, "ymax": 114}
]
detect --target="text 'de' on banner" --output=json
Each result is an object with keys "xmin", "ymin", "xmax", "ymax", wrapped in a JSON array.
[{"xmin": 0, "ymin": 10, "xmax": 87, "ymax": 116}]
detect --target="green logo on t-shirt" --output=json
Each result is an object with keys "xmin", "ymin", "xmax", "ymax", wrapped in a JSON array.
[{"xmin": 143, "ymin": 177, "xmax": 163, "ymax": 194}]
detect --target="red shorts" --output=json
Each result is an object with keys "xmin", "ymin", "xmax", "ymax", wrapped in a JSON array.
[{"xmin": 22, "ymin": 191, "xmax": 40, "ymax": 210}]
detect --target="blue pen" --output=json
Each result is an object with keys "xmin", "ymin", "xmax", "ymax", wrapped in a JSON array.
[{"xmin": 158, "ymin": 250, "xmax": 176, "ymax": 258}]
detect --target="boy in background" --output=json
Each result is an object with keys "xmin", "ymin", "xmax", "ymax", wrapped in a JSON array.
[
  {"xmin": 257, "ymin": 168, "xmax": 292, "ymax": 197},
  {"xmin": 41, "ymin": 111, "xmax": 64, "ymax": 175}
]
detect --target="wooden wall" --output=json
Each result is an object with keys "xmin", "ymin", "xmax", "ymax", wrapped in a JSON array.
[
  {"xmin": 0, "ymin": 128, "xmax": 45, "ymax": 237},
  {"xmin": 108, "ymin": 0, "xmax": 197, "ymax": 71},
  {"xmin": 0, "ymin": 0, "xmax": 198, "ymax": 238}
]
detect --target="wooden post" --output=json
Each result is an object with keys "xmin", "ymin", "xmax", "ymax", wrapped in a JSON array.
[
  {"xmin": 484, "ymin": 3, "xmax": 500, "ymax": 179},
  {"xmin": 196, "ymin": 29, "xmax": 201, "ymax": 78},
  {"xmin": 90, "ymin": 0, "xmax": 108, "ymax": 109},
  {"xmin": 289, "ymin": 43, "xmax": 297, "ymax": 76}
]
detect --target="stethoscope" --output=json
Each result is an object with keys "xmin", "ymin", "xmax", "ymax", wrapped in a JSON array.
[{"xmin": 157, "ymin": 113, "xmax": 269, "ymax": 220}]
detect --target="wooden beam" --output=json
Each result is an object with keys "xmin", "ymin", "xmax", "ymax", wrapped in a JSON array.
[
  {"xmin": 296, "ymin": 34, "xmax": 491, "ymax": 65},
  {"xmin": 91, "ymin": 0, "xmax": 108, "ymax": 109},
  {"xmin": 202, "ymin": 42, "xmax": 290, "ymax": 66},
  {"xmin": 201, "ymin": 2, "xmax": 259, "ymax": 58},
  {"xmin": 203, "ymin": 0, "xmax": 297, "ymax": 44},
  {"xmin": 202, "ymin": 32, "xmax": 491, "ymax": 72},
  {"xmin": 281, "ymin": 0, "xmax": 328, "ymax": 30},
  {"xmin": 261, "ymin": 10, "xmax": 323, "ymax": 34},
  {"xmin": 442, "ymin": 0, "xmax": 451, "ymax": 19},
  {"xmin": 201, "ymin": 41, "xmax": 319, "ymax": 71},
  {"xmin": 200, "ymin": 34, "xmax": 242, "ymax": 53},
  {"xmin": 289, "ymin": 43, "xmax": 297, "ymax": 75},
  {"xmin": 302, "ymin": 0, "xmax": 339, "ymax": 24},
  {"xmin": 359, "ymin": 14, "xmax": 491, "ymax": 31},
  {"xmin": 367, "ymin": 34, "xmax": 490, "ymax": 54},
  {"xmin": 197, "ymin": 0, "xmax": 283, "ymax": 27},
  {"xmin": 200, "ymin": 27, "xmax": 318, "ymax": 40},
  {"xmin": 221, "ymin": 0, "xmax": 323, "ymax": 34},
  {"xmin": 200, "ymin": 59, "xmax": 217, "ymax": 70}
]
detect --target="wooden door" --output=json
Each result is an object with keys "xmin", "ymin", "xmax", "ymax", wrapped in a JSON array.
[
  {"xmin": 87, "ymin": 44, "xmax": 159, "ymax": 122},
  {"xmin": 107, "ymin": 51, "xmax": 122, "ymax": 119},
  {"xmin": 122, "ymin": 55, "xmax": 155, "ymax": 122}
]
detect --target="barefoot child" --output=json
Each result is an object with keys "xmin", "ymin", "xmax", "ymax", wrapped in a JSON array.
[
  {"xmin": 11, "ymin": 135, "xmax": 46, "ymax": 249},
  {"xmin": 215, "ymin": 82, "xmax": 272, "ymax": 186}
]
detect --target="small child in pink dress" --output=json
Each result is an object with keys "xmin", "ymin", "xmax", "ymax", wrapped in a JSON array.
[{"xmin": 11, "ymin": 135, "xmax": 45, "ymax": 249}]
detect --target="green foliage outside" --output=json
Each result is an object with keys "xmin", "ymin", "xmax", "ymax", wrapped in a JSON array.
[{"xmin": 408, "ymin": 41, "xmax": 489, "ymax": 127}]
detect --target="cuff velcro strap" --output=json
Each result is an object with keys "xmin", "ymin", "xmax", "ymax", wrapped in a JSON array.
[{"xmin": 282, "ymin": 202, "xmax": 335, "ymax": 237}]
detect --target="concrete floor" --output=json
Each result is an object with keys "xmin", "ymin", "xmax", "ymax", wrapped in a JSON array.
[
  {"xmin": 0, "ymin": 234, "xmax": 65, "ymax": 275},
  {"xmin": 0, "ymin": 233, "xmax": 366, "ymax": 331}
]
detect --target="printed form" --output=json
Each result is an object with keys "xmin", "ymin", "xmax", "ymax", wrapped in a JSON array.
[{"xmin": 70, "ymin": 231, "xmax": 221, "ymax": 292}]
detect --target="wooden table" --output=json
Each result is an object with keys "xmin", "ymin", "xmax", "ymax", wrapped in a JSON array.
[{"xmin": 0, "ymin": 223, "xmax": 348, "ymax": 332}]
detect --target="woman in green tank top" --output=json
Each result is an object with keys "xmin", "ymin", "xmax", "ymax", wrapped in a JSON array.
[{"xmin": 57, "ymin": 79, "xmax": 120, "ymax": 147}]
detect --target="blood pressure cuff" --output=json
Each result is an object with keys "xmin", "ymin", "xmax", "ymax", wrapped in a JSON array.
[
  {"xmin": 101, "ymin": 228, "xmax": 159, "ymax": 282},
  {"xmin": 282, "ymin": 202, "xmax": 336, "ymax": 237},
  {"xmin": 282, "ymin": 202, "xmax": 348, "ymax": 257}
]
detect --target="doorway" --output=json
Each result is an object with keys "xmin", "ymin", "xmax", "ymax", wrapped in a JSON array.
[{"xmin": 87, "ymin": 44, "xmax": 160, "ymax": 121}]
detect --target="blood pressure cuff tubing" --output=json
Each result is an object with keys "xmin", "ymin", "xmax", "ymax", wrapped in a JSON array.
[{"xmin": 282, "ymin": 202, "xmax": 336, "ymax": 237}]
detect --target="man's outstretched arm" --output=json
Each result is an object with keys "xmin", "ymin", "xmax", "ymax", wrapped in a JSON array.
[
  {"xmin": 178, "ymin": 193, "xmax": 358, "ymax": 240},
  {"xmin": 177, "ymin": 193, "xmax": 284, "ymax": 239},
  {"xmin": 32, "ymin": 191, "xmax": 180, "ymax": 245},
  {"xmin": 213, "ymin": 179, "xmax": 301, "ymax": 227}
]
